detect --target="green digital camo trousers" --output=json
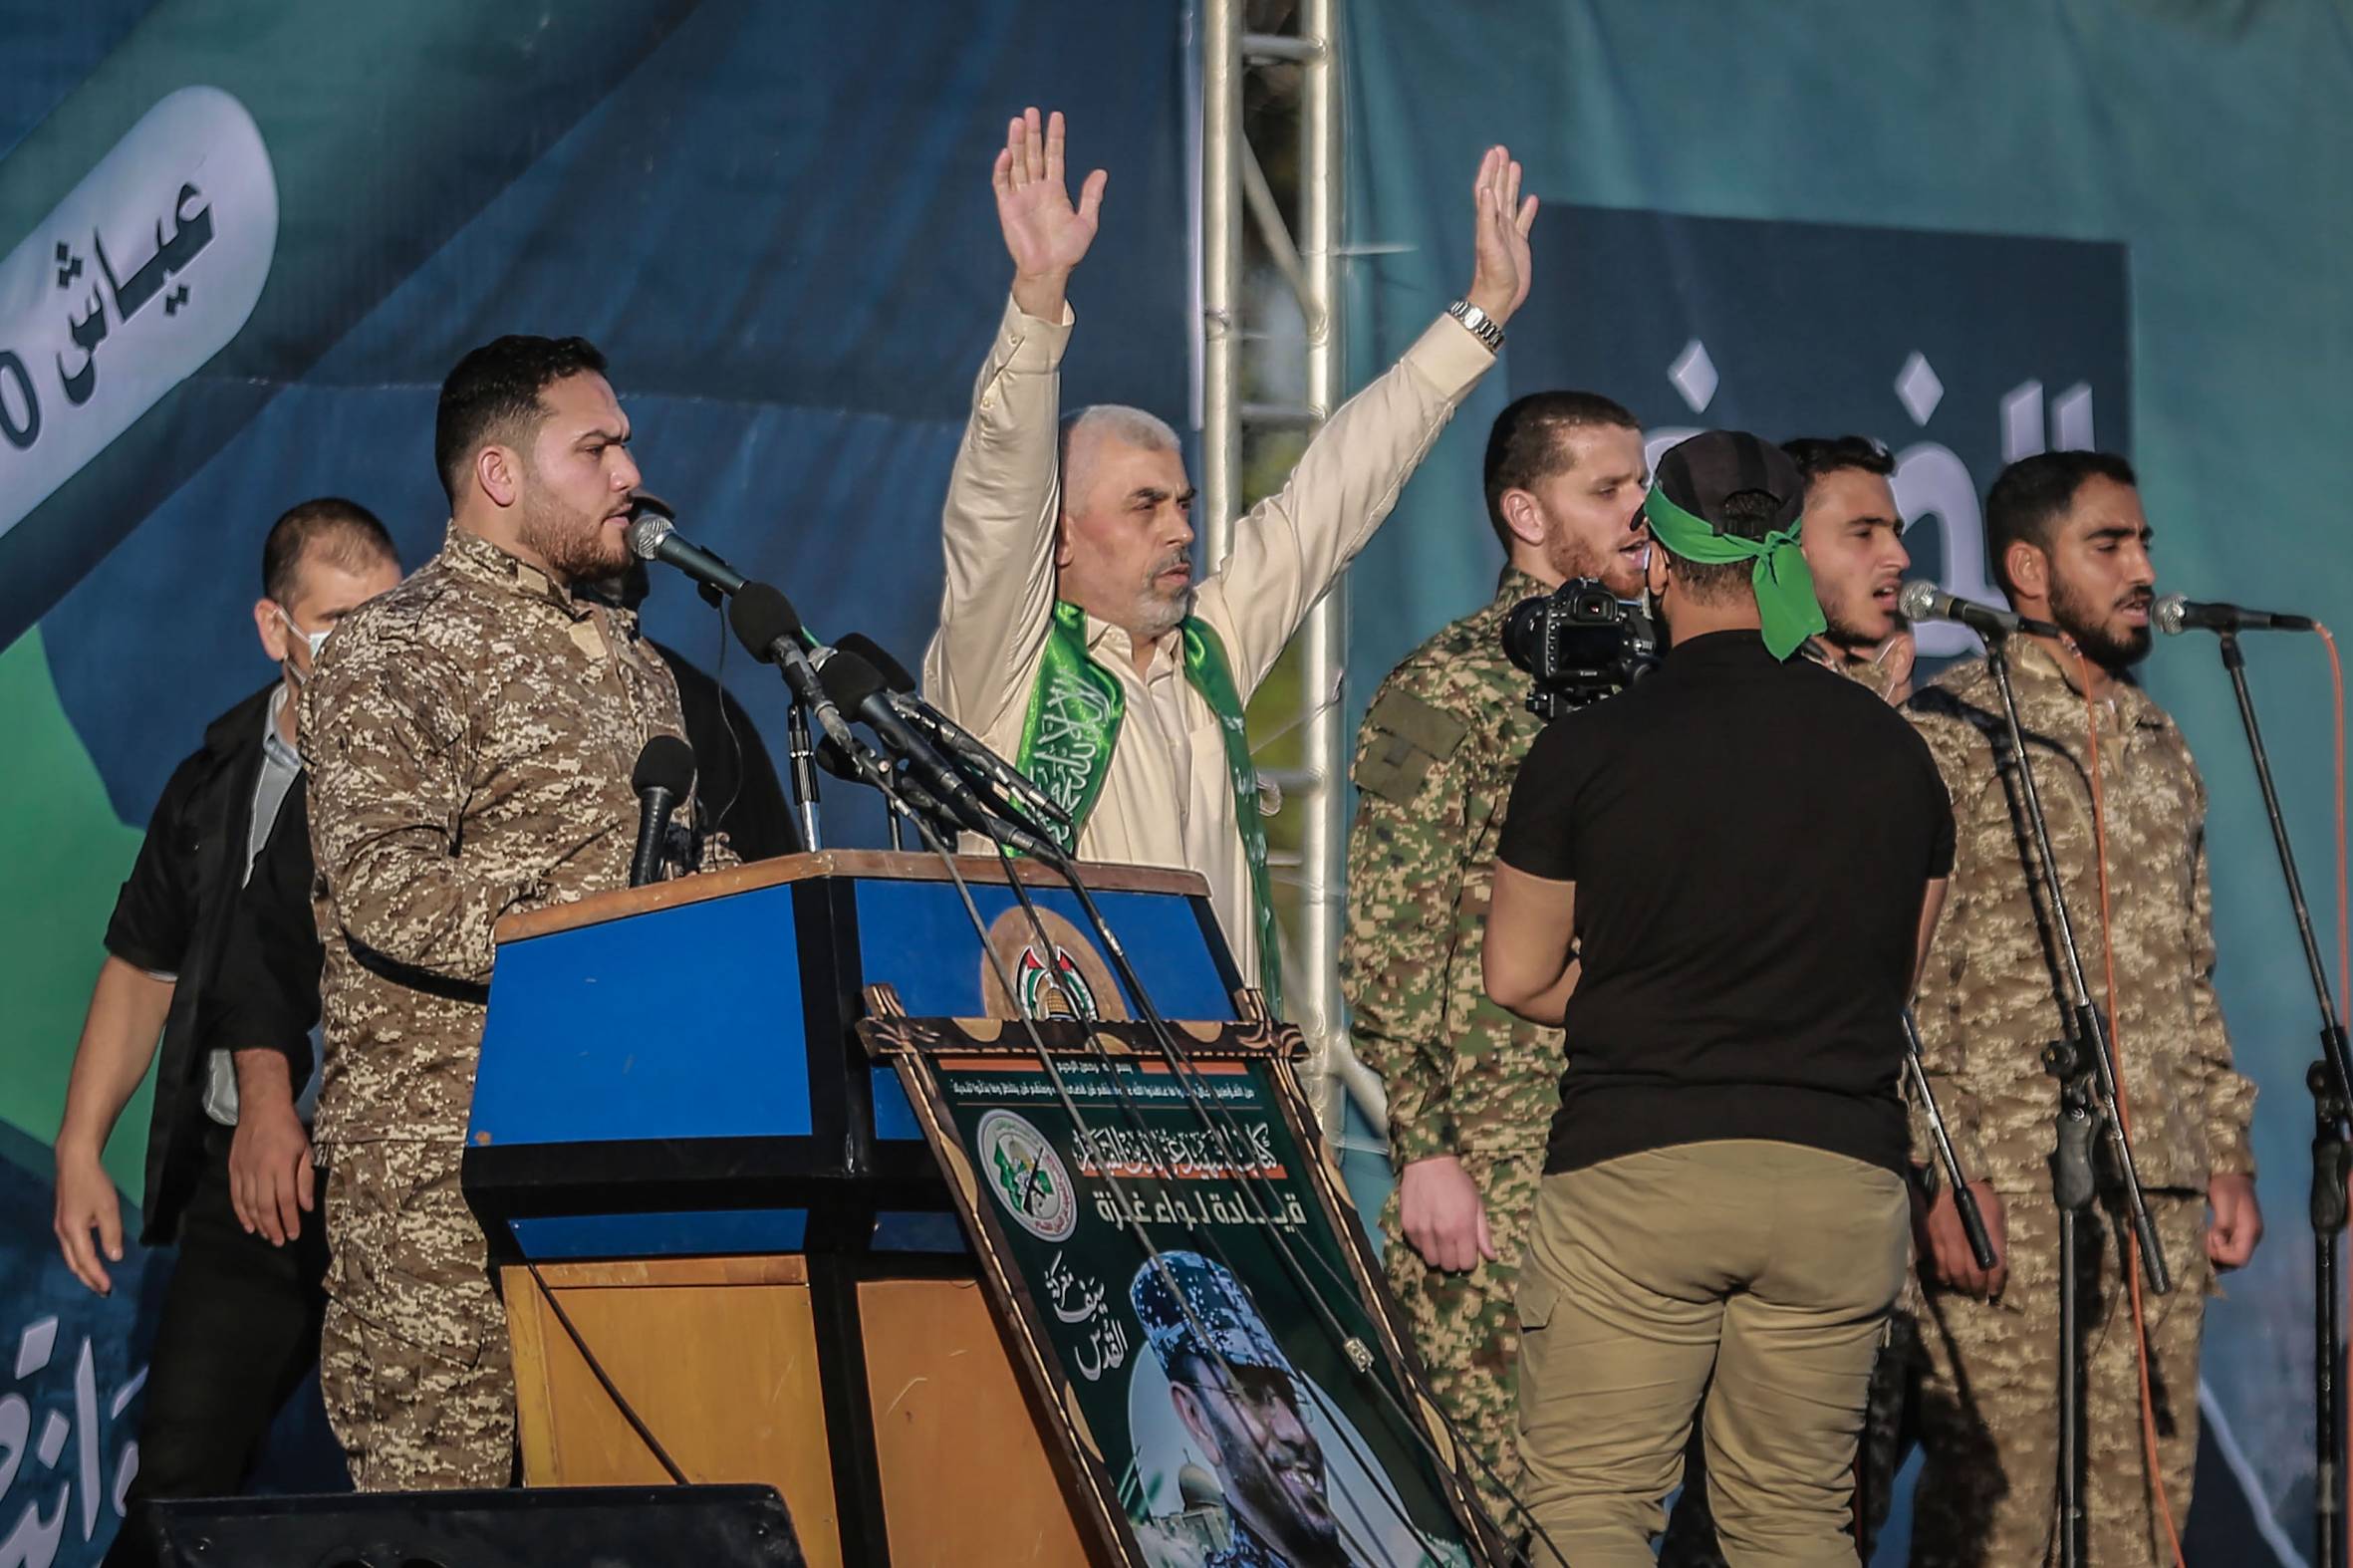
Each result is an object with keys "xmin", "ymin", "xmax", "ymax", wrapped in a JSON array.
[
  {"xmin": 1382, "ymin": 1143, "xmax": 1545, "ymax": 1528},
  {"xmin": 1912, "ymin": 1187, "xmax": 2210, "ymax": 1567},
  {"xmin": 319, "ymin": 1142, "xmax": 515, "ymax": 1490}
]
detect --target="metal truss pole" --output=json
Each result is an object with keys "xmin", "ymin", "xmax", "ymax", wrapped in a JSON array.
[
  {"xmin": 1201, "ymin": 0, "xmax": 1358, "ymax": 1135},
  {"xmin": 1200, "ymin": 0, "xmax": 1243, "ymax": 562}
]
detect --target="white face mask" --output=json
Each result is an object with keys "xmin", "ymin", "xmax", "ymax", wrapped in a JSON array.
[{"xmin": 276, "ymin": 605, "xmax": 330, "ymax": 682}]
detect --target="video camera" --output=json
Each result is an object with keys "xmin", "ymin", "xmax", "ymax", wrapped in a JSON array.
[{"xmin": 1501, "ymin": 578, "xmax": 1661, "ymax": 719}]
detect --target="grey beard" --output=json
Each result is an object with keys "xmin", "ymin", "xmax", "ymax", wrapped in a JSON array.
[{"xmin": 1137, "ymin": 584, "xmax": 1194, "ymax": 642}]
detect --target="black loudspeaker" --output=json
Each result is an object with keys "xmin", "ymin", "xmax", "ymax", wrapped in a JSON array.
[{"xmin": 123, "ymin": 1484, "xmax": 803, "ymax": 1567}]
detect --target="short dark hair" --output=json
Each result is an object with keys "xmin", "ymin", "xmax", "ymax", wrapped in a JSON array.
[
  {"xmin": 1670, "ymin": 489, "xmax": 1782, "ymax": 604},
  {"xmin": 1482, "ymin": 391, "xmax": 1641, "ymax": 551},
  {"xmin": 433, "ymin": 335, "xmax": 611, "ymax": 504},
  {"xmin": 1780, "ymin": 435, "xmax": 1895, "ymax": 485},
  {"xmin": 1984, "ymin": 449, "xmax": 2138, "ymax": 600},
  {"xmin": 260, "ymin": 497, "xmax": 397, "ymax": 606}
]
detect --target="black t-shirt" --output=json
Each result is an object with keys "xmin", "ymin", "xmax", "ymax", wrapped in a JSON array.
[{"xmin": 1496, "ymin": 630, "xmax": 1956, "ymax": 1176}]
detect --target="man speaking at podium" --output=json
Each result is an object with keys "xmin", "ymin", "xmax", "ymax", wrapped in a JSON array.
[
  {"xmin": 302, "ymin": 336, "xmax": 726, "ymax": 1490},
  {"xmin": 922, "ymin": 108, "xmax": 1534, "ymax": 1005}
]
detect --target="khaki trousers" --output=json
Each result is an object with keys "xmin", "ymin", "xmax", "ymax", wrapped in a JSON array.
[{"xmin": 1515, "ymin": 1140, "xmax": 1909, "ymax": 1567}]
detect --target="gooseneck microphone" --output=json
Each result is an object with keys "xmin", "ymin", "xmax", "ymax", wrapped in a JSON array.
[
  {"xmin": 2153, "ymin": 594, "xmax": 2316, "ymax": 635},
  {"xmin": 725, "ymin": 584, "xmax": 855, "ymax": 751},
  {"xmin": 1898, "ymin": 580, "xmax": 2062, "ymax": 641},
  {"xmin": 626, "ymin": 505, "xmax": 748, "ymax": 598},
  {"xmin": 629, "ymin": 734, "xmax": 697, "ymax": 888},
  {"xmin": 815, "ymin": 650, "xmax": 1060, "ymax": 860},
  {"xmin": 831, "ymin": 632, "xmax": 1077, "ymax": 841}
]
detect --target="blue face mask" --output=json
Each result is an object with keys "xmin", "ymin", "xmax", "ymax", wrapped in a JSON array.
[{"xmin": 276, "ymin": 605, "xmax": 330, "ymax": 682}]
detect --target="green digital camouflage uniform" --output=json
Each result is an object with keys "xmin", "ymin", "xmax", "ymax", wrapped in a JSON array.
[
  {"xmin": 303, "ymin": 523, "xmax": 720, "ymax": 1490},
  {"xmin": 1904, "ymin": 640, "xmax": 2256, "ymax": 1566},
  {"xmin": 1340, "ymin": 568, "xmax": 1558, "ymax": 1522}
]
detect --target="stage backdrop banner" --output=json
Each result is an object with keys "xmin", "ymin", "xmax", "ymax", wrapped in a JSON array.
[
  {"xmin": 0, "ymin": 3, "xmax": 1190, "ymax": 1560},
  {"xmin": 1341, "ymin": 3, "xmax": 2352, "ymax": 1563}
]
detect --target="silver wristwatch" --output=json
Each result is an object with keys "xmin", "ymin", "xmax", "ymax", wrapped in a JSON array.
[{"xmin": 1446, "ymin": 299, "xmax": 1504, "ymax": 353}]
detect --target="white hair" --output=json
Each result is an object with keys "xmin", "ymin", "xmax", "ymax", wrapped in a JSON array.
[{"xmin": 1059, "ymin": 403, "xmax": 1182, "ymax": 516}]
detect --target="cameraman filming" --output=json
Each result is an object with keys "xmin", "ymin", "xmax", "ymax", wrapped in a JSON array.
[
  {"xmin": 1484, "ymin": 431, "xmax": 1954, "ymax": 1566},
  {"xmin": 1340, "ymin": 389, "xmax": 1649, "ymax": 1518}
]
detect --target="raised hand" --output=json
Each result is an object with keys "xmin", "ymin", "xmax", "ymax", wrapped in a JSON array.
[
  {"xmin": 993, "ymin": 107, "xmax": 1107, "ymax": 322},
  {"xmin": 1463, "ymin": 144, "xmax": 1538, "ymax": 327}
]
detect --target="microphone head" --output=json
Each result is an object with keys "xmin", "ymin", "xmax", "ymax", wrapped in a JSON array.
[
  {"xmin": 632, "ymin": 733, "xmax": 696, "ymax": 797},
  {"xmin": 1897, "ymin": 580, "xmax": 1943, "ymax": 623},
  {"xmin": 816, "ymin": 649, "xmax": 890, "ymax": 712},
  {"xmin": 625, "ymin": 509, "xmax": 675, "ymax": 563},
  {"xmin": 727, "ymin": 583, "xmax": 804, "ymax": 661},
  {"xmin": 834, "ymin": 633, "xmax": 915, "ymax": 694},
  {"xmin": 2152, "ymin": 593, "xmax": 2190, "ymax": 636}
]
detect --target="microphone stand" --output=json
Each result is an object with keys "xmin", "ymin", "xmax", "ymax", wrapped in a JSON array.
[
  {"xmin": 1984, "ymin": 633, "xmax": 2172, "ymax": 1568},
  {"xmin": 2214, "ymin": 630, "xmax": 2353, "ymax": 1568},
  {"xmin": 786, "ymin": 699, "xmax": 823, "ymax": 851},
  {"xmin": 1905, "ymin": 1006, "xmax": 1997, "ymax": 1269}
]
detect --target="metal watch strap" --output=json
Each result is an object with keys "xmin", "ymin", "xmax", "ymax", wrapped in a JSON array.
[{"xmin": 1446, "ymin": 299, "xmax": 1504, "ymax": 353}]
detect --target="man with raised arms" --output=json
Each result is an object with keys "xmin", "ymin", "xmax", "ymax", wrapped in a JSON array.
[{"xmin": 922, "ymin": 108, "xmax": 1534, "ymax": 1009}]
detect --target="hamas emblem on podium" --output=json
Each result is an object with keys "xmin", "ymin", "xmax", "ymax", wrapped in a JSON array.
[
  {"xmin": 976, "ymin": 1109, "xmax": 1079, "ymax": 1242},
  {"xmin": 981, "ymin": 907, "xmax": 1128, "ymax": 1022}
]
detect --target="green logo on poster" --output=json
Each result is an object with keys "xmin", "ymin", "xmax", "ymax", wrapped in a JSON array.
[{"xmin": 977, "ymin": 1109, "xmax": 1079, "ymax": 1241}]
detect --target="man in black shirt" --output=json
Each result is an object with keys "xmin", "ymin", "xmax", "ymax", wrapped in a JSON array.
[
  {"xmin": 51, "ymin": 499, "xmax": 400, "ymax": 1533},
  {"xmin": 1482, "ymin": 431, "xmax": 1954, "ymax": 1566}
]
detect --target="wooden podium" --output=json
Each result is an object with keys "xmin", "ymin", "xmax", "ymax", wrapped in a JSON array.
[{"xmin": 464, "ymin": 851, "xmax": 1245, "ymax": 1568}]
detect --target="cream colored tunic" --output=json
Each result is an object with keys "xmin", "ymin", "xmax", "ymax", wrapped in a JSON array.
[{"xmin": 921, "ymin": 296, "xmax": 1494, "ymax": 986}]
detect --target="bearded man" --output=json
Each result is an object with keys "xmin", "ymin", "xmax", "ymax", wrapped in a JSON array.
[{"xmin": 301, "ymin": 335, "xmax": 726, "ymax": 1488}]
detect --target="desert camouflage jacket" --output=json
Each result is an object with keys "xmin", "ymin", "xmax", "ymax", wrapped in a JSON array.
[
  {"xmin": 302, "ymin": 522, "xmax": 723, "ymax": 1150},
  {"xmin": 1906, "ymin": 639, "xmax": 2255, "ymax": 1193}
]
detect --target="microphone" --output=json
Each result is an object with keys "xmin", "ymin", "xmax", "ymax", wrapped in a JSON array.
[
  {"xmin": 832, "ymin": 633, "xmax": 1077, "ymax": 841},
  {"xmin": 627, "ymin": 504, "xmax": 747, "ymax": 598},
  {"xmin": 726, "ymin": 583, "xmax": 856, "ymax": 751},
  {"xmin": 629, "ymin": 734, "xmax": 697, "ymax": 888},
  {"xmin": 1898, "ymin": 581, "xmax": 2062, "ymax": 642},
  {"xmin": 816, "ymin": 650, "xmax": 1060, "ymax": 859},
  {"xmin": 2153, "ymin": 594, "xmax": 2315, "ymax": 635}
]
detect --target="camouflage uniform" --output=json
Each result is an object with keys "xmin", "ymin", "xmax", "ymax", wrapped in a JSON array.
[
  {"xmin": 1904, "ymin": 639, "xmax": 2256, "ymax": 1566},
  {"xmin": 1340, "ymin": 568, "xmax": 1558, "ymax": 1523},
  {"xmin": 303, "ymin": 522, "xmax": 715, "ymax": 1490}
]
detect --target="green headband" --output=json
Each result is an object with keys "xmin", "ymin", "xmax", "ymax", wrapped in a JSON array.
[{"xmin": 1642, "ymin": 484, "xmax": 1827, "ymax": 660}]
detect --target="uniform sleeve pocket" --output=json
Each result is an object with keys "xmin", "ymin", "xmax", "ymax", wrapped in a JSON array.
[{"xmin": 1354, "ymin": 689, "xmax": 1468, "ymax": 806}]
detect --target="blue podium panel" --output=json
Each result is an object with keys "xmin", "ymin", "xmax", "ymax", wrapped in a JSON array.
[
  {"xmin": 462, "ymin": 853, "xmax": 1243, "ymax": 1261},
  {"xmin": 472, "ymin": 881, "xmax": 814, "ymax": 1148},
  {"xmin": 851, "ymin": 881, "xmax": 1234, "ymax": 1019},
  {"xmin": 853, "ymin": 878, "xmax": 1241, "ymax": 1145}
]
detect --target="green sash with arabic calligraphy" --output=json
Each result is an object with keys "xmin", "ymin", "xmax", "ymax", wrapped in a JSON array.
[{"xmin": 1017, "ymin": 601, "xmax": 1281, "ymax": 1017}]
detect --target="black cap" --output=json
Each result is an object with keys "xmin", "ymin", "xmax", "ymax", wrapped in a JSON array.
[{"xmin": 1654, "ymin": 430, "xmax": 1805, "ymax": 534}]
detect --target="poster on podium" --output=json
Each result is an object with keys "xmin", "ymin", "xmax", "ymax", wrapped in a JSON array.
[{"xmin": 863, "ymin": 1000, "xmax": 1498, "ymax": 1568}]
